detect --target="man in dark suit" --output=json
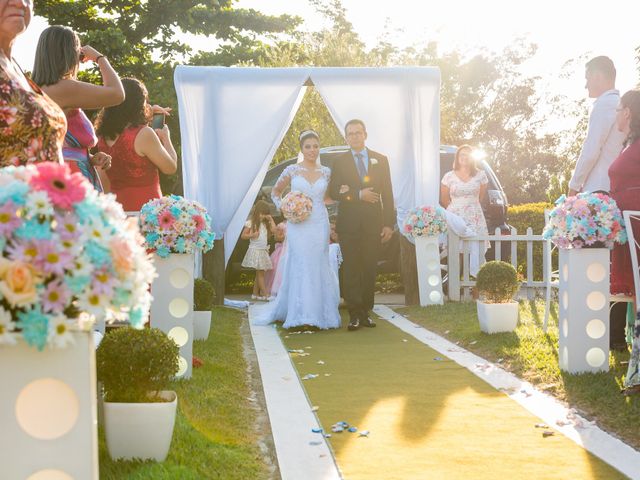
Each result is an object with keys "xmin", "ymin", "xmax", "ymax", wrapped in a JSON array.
[{"xmin": 328, "ymin": 119, "xmax": 395, "ymax": 330}]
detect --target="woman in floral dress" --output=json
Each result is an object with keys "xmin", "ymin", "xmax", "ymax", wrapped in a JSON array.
[
  {"xmin": 0, "ymin": 0, "xmax": 66, "ymax": 166},
  {"xmin": 440, "ymin": 145, "xmax": 490, "ymax": 270}
]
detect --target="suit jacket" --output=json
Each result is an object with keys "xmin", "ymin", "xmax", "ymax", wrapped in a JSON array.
[{"xmin": 328, "ymin": 148, "xmax": 395, "ymax": 234}]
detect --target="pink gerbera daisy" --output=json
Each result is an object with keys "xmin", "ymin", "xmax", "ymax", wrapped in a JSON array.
[
  {"xmin": 42, "ymin": 281, "xmax": 71, "ymax": 313},
  {"xmin": 29, "ymin": 162, "xmax": 87, "ymax": 209},
  {"xmin": 158, "ymin": 210, "xmax": 176, "ymax": 231},
  {"xmin": 193, "ymin": 214, "xmax": 206, "ymax": 232}
]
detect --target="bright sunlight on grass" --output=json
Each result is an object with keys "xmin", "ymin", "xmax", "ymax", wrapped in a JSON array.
[
  {"xmin": 397, "ymin": 300, "xmax": 640, "ymax": 450},
  {"xmin": 98, "ymin": 307, "xmax": 271, "ymax": 480}
]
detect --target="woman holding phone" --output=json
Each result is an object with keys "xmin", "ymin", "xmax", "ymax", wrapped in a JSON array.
[
  {"xmin": 95, "ymin": 78, "xmax": 177, "ymax": 211},
  {"xmin": 32, "ymin": 25, "xmax": 125, "ymax": 191}
]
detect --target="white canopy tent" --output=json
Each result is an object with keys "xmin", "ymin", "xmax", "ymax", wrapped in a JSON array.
[{"xmin": 174, "ymin": 66, "xmax": 440, "ymax": 266}]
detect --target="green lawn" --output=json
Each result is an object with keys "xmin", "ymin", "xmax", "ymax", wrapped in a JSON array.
[
  {"xmin": 98, "ymin": 307, "xmax": 270, "ymax": 480},
  {"xmin": 397, "ymin": 300, "xmax": 640, "ymax": 450}
]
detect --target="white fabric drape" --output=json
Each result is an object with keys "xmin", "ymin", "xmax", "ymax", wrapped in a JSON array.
[
  {"xmin": 174, "ymin": 66, "xmax": 440, "ymax": 266},
  {"xmin": 174, "ymin": 67, "xmax": 308, "ymax": 264},
  {"xmin": 311, "ymin": 67, "xmax": 440, "ymax": 227}
]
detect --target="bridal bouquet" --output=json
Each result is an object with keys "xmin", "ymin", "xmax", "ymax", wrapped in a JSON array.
[
  {"xmin": 402, "ymin": 205, "xmax": 448, "ymax": 238},
  {"xmin": 280, "ymin": 191, "xmax": 313, "ymax": 223},
  {"xmin": 139, "ymin": 195, "xmax": 215, "ymax": 258},
  {"xmin": 543, "ymin": 192, "xmax": 627, "ymax": 249},
  {"xmin": 0, "ymin": 162, "xmax": 156, "ymax": 351}
]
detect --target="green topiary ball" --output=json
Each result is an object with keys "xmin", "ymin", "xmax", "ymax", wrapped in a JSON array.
[
  {"xmin": 194, "ymin": 277, "xmax": 215, "ymax": 311},
  {"xmin": 97, "ymin": 327, "xmax": 179, "ymax": 403},
  {"xmin": 475, "ymin": 261, "xmax": 520, "ymax": 303}
]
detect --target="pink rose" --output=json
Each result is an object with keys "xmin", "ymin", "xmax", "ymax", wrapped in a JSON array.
[{"xmin": 0, "ymin": 260, "xmax": 39, "ymax": 307}]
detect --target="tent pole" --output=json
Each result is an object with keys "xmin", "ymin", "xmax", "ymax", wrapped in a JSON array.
[{"xmin": 204, "ymin": 239, "xmax": 225, "ymax": 305}]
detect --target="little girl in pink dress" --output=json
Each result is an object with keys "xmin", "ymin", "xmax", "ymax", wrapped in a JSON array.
[{"xmin": 265, "ymin": 221, "xmax": 287, "ymax": 297}]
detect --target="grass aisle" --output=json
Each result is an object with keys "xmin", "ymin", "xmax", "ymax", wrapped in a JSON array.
[
  {"xmin": 99, "ymin": 307, "xmax": 269, "ymax": 480},
  {"xmin": 281, "ymin": 312, "xmax": 626, "ymax": 480},
  {"xmin": 398, "ymin": 300, "xmax": 640, "ymax": 451}
]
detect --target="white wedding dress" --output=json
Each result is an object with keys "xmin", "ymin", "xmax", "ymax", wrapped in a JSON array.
[{"xmin": 252, "ymin": 164, "xmax": 341, "ymax": 329}]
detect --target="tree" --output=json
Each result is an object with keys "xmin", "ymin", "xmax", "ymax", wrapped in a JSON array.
[{"xmin": 36, "ymin": 0, "xmax": 301, "ymax": 192}]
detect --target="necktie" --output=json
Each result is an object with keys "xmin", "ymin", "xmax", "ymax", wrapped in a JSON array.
[{"xmin": 355, "ymin": 153, "xmax": 367, "ymax": 180}]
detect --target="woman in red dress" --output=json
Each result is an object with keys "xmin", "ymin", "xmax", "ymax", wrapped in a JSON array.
[
  {"xmin": 95, "ymin": 78, "xmax": 177, "ymax": 211},
  {"xmin": 609, "ymin": 89, "xmax": 640, "ymax": 394}
]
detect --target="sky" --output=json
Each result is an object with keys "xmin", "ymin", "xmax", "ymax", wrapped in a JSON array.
[{"xmin": 13, "ymin": 0, "xmax": 639, "ymax": 104}]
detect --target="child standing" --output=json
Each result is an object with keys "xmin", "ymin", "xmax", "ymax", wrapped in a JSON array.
[
  {"xmin": 265, "ymin": 221, "xmax": 287, "ymax": 297},
  {"xmin": 241, "ymin": 200, "xmax": 276, "ymax": 300}
]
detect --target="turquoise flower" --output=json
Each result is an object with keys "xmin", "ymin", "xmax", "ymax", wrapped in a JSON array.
[
  {"xmin": 175, "ymin": 237, "xmax": 186, "ymax": 253},
  {"xmin": 129, "ymin": 307, "xmax": 145, "ymax": 328},
  {"xmin": 156, "ymin": 245, "xmax": 170, "ymax": 257},
  {"xmin": 84, "ymin": 240, "xmax": 111, "ymax": 266},
  {"xmin": 0, "ymin": 181, "xmax": 29, "ymax": 205},
  {"xmin": 15, "ymin": 218, "xmax": 52, "ymax": 240},
  {"xmin": 74, "ymin": 198, "xmax": 102, "ymax": 221},
  {"xmin": 113, "ymin": 287, "xmax": 132, "ymax": 305},
  {"xmin": 145, "ymin": 231, "xmax": 160, "ymax": 245},
  {"xmin": 17, "ymin": 308, "xmax": 49, "ymax": 351},
  {"xmin": 66, "ymin": 275, "xmax": 91, "ymax": 295},
  {"xmin": 170, "ymin": 205, "xmax": 182, "ymax": 218}
]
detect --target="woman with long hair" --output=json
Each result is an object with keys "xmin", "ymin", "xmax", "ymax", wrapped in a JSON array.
[
  {"xmin": 609, "ymin": 89, "xmax": 640, "ymax": 395},
  {"xmin": 94, "ymin": 78, "xmax": 177, "ymax": 211},
  {"xmin": 32, "ymin": 25, "xmax": 125, "ymax": 190}
]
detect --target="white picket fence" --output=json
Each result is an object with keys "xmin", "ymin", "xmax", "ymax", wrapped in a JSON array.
[{"xmin": 447, "ymin": 226, "xmax": 552, "ymax": 301}]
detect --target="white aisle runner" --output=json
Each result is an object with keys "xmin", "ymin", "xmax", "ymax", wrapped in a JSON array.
[{"xmin": 249, "ymin": 305, "xmax": 342, "ymax": 480}]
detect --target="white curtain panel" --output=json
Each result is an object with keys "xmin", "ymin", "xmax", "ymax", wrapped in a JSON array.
[
  {"xmin": 312, "ymin": 67, "xmax": 441, "ymax": 226},
  {"xmin": 174, "ymin": 67, "xmax": 440, "ymax": 265},
  {"xmin": 174, "ymin": 66, "xmax": 309, "ymax": 264}
]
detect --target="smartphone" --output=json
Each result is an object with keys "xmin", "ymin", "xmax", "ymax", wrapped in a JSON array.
[{"xmin": 152, "ymin": 113, "xmax": 165, "ymax": 129}]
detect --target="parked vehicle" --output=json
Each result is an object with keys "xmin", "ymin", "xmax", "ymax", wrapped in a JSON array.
[{"xmin": 226, "ymin": 145, "xmax": 510, "ymax": 285}]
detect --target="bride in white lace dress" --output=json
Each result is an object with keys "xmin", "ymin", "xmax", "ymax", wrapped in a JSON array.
[{"xmin": 252, "ymin": 130, "xmax": 341, "ymax": 329}]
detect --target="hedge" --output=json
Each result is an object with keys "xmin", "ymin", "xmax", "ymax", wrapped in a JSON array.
[{"xmin": 506, "ymin": 202, "xmax": 553, "ymax": 281}]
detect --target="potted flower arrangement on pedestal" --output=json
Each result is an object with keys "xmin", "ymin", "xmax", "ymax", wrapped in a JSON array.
[
  {"xmin": 139, "ymin": 195, "xmax": 215, "ymax": 379},
  {"xmin": 0, "ymin": 162, "xmax": 155, "ymax": 479},
  {"xmin": 97, "ymin": 327, "xmax": 179, "ymax": 461},
  {"xmin": 401, "ymin": 205, "xmax": 448, "ymax": 305},
  {"xmin": 543, "ymin": 192, "xmax": 627, "ymax": 373},
  {"xmin": 193, "ymin": 277, "xmax": 214, "ymax": 340},
  {"xmin": 475, "ymin": 261, "xmax": 520, "ymax": 333}
]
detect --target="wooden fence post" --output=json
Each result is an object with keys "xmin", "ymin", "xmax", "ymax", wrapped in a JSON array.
[
  {"xmin": 204, "ymin": 238, "xmax": 225, "ymax": 305},
  {"xmin": 400, "ymin": 235, "xmax": 419, "ymax": 305}
]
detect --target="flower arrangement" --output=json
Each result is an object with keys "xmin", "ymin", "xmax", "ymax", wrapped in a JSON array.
[
  {"xmin": 0, "ymin": 162, "xmax": 155, "ymax": 350},
  {"xmin": 139, "ymin": 195, "xmax": 215, "ymax": 258},
  {"xmin": 402, "ymin": 205, "xmax": 448, "ymax": 238},
  {"xmin": 280, "ymin": 191, "xmax": 313, "ymax": 224},
  {"xmin": 543, "ymin": 192, "xmax": 627, "ymax": 249}
]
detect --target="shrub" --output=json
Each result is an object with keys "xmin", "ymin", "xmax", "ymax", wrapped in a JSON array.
[
  {"xmin": 97, "ymin": 327, "xmax": 179, "ymax": 403},
  {"xmin": 476, "ymin": 261, "xmax": 520, "ymax": 303},
  {"xmin": 194, "ymin": 277, "xmax": 215, "ymax": 311},
  {"xmin": 507, "ymin": 202, "xmax": 553, "ymax": 281}
]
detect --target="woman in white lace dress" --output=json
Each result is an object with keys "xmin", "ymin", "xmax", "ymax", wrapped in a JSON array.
[
  {"xmin": 440, "ymin": 145, "xmax": 489, "ymax": 239},
  {"xmin": 252, "ymin": 130, "xmax": 341, "ymax": 329}
]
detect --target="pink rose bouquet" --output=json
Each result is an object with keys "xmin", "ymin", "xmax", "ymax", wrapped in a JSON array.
[
  {"xmin": 280, "ymin": 191, "xmax": 313, "ymax": 224},
  {"xmin": 0, "ymin": 162, "xmax": 156, "ymax": 351},
  {"xmin": 402, "ymin": 205, "xmax": 448, "ymax": 238}
]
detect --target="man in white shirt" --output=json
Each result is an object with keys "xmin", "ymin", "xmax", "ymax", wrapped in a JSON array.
[{"xmin": 568, "ymin": 56, "xmax": 625, "ymax": 196}]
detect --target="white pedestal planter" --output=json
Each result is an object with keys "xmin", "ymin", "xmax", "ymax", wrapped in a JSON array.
[
  {"xmin": 558, "ymin": 248, "xmax": 610, "ymax": 374},
  {"xmin": 103, "ymin": 390, "xmax": 177, "ymax": 462},
  {"xmin": 193, "ymin": 311, "xmax": 212, "ymax": 341},
  {"xmin": 151, "ymin": 253, "xmax": 194, "ymax": 379},
  {"xmin": 0, "ymin": 332, "xmax": 98, "ymax": 479},
  {"xmin": 476, "ymin": 301, "xmax": 519, "ymax": 333},
  {"xmin": 415, "ymin": 235, "xmax": 444, "ymax": 306}
]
